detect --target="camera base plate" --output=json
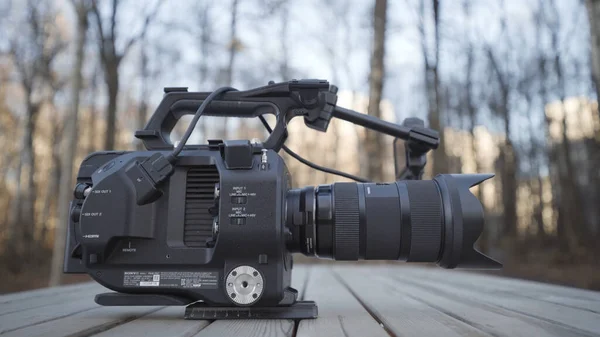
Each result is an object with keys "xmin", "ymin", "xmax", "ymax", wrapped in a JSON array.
[
  {"xmin": 184, "ymin": 301, "xmax": 318, "ymax": 320},
  {"xmin": 95, "ymin": 292, "xmax": 318, "ymax": 319}
]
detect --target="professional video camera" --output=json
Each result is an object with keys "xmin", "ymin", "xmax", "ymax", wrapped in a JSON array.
[{"xmin": 63, "ymin": 79, "xmax": 500, "ymax": 319}]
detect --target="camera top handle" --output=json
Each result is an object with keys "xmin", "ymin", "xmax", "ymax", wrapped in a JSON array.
[{"xmin": 135, "ymin": 79, "xmax": 439, "ymax": 170}]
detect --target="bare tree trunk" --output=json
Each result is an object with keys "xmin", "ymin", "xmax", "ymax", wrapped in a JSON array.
[
  {"xmin": 197, "ymin": 2, "xmax": 212, "ymax": 140},
  {"xmin": 92, "ymin": 0, "xmax": 160, "ymax": 150},
  {"xmin": 532, "ymin": 2, "xmax": 547, "ymax": 240},
  {"xmin": 225, "ymin": 0, "xmax": 238, "ymax": 87},
  {"xmin": 87, "ymin": 67, "xmax": 100, "ymax": 154},
  {"xmin": 549, "ymin": 0, "xmax": 588, "ymax": 251},
  {"xmin": 279, "ymin": 0, "xmax": 290, "ymax": 81},
  {"xmin": 586, "ymin": 0, "xmax": 600, "ymax": 106},
  {"xmin": 6, "ymin": 124, "xmax": 24, "ymax": 260},
  {"xmin": 501, "ymin": 106, "xmax": 517, "ymax": 238},
  {"xmin": 525, "ymin": 91, "xmax": 546, "ymax": 238},
  {"xmin": 429, "ymin": 0, "xmax": 447, "ymax": 176},
  {"xmin": 20, "ymin": 99, "xmax": 40, "ymax": 259},
  {"xmin": 487, "ymin": 47, "xmax": 518, "ymax": 238},
  {"xmin": 198, "ymin": 5, "xmax": 211, "ymax": 86},
  {"xmin": 535, "ymin": 0, "xmax": 562, "ymax": 246},
  {"xmin": 49, "ymin": 0, "xmax": 88, "ymax": 286},
  {"xmin": 521, "ymin": 88, "xmax": 543, "ymax": 238},
  {"xmin": 499, "ymin": 139, "xmax": 518, "ymax": 239},
  {"xmin": 463, "ymin": 0, "xmax": 485, "ymax": 250},
  {"xmin": 419, "ymin": 0, "xmax": 447, "ymax": 176},
  {"xmin": 104, "ymin": 66, "xmax": 119, "ymax": 150},
  {"xmin": 542, "ymin": 77, "xmax": 562, "ymax": 245},
  {"xmin": 365, "ymin": 0, "xmax": 387, "ymax": 182},
  {"xmin": 223, "ymin": 0, "xmax": 240, "ymax": 140},
  {"xmin": 136, "ymin": 35, "xmax": 149, "ymax": 150},
  {"xmin": 1, "ymin": 114, "xmax": 18, "ymax": 240},
  {"xmin": 40, "ymin": 118, "xmax": 62, "ymax": 243}
]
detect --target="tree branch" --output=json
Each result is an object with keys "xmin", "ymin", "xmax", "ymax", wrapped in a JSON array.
[
  {"xmin": 91, "ymin": 0, "xmax": 107, "ymax": 65},
  {"xmin": 418, "ymin": 0, "xmax": 430, "ymax": 70},
  {"xmin": 486, "ymin": 45, "xmax": 507, "ymax": 92},
  {"xmin": 121, "ymin": 0, "xmax": 163, "ymax": 61},
  {"xmin": 110, "ymin": 0, "xmax": 117, "ymax": 43}
]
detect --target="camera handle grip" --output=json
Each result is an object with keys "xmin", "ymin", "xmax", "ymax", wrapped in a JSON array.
[
  {"xmin": 135, "ymin": 91, "xmax": 286, "ymax": 150},
  {"xmin": 136, "ymin": 80, "xmax": 336, "ymax": 151},
  {"xmin": 135, "ymin": 80, "xmax": 439, "ymax": 155}
]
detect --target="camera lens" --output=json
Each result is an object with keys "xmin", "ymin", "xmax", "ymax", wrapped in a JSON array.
[{"xmin": 285, "ymin": 174, "xmax": 500, "ymax": 269}]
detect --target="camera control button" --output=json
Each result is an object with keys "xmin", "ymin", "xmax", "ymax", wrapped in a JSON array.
[
  {"xmin": 230, "ymin": 217, "xmax": 246, "ymax": 225},
  {"xmin": 231, "ymin": 196, "xmax": 247, "ymax": 204}
]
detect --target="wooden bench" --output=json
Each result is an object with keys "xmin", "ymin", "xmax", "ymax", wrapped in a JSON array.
[{"xmin": 1, "ymin": 265, "xmax": 599, "ymax": 337}]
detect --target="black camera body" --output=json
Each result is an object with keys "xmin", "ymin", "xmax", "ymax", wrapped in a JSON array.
[
  {"xmin": 65, "ymin": 143, "xmax": 296, "ymax": 307},
  {"xmin": 64, "ymin": 80, "xmax": 500, "ymax": 319}
]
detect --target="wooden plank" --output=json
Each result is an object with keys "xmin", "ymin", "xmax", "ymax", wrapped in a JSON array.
[
  {"xmin": 0, "ymin": 282, "xmax": 97, "ymax": 304},
  {"xmin": 296, "ymin": 265, "xmax": 389, "ymax": 337},
  {"xmin": 400, "ymin": 266, "xmax": 600, "ymax": 310},
  {"xmin": 1, "ymin": 306, "xmax": 161, "ymax": 337},
  {"xmin": 91, "ymin": 307, "xmax": 210, "ymax": 337},
  {"xmin": 532, "ymin": 295, "xmax": 600, "ymax": 314},
  {"xmin": 335, "ymin": 267, "xmax": 491, "ymax": 337},
  {"xmin": 0, "ymin": 296, "xmax": 102, "ymax": 334},
  {"xmin": 463, "ymin": 278, "xmax": 600, "ymax": 314},
  {"xmin": 393, "ymin": 266, "xmax": 600, "ymax": 313},
  {"xmin": 193, "ymin": 319, "xmax": 294, "ymax": 337},
  {"xmin": 367, "ymin": 269, "xmax": 589, "ymax": 337},
  {"xmin": 0, "ymin": 284, "xmax": 106, "ymax": 316},
  {"xmin": 384, "ymin": 267, "xmax": 600, "ymax": 336},
  {"xmin": 450, "ymin": 271, "xmax": 600, "ymax": 313}
]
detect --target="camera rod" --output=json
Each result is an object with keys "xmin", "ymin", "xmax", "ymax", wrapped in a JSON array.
[
  {"xmin": 330, "ymin": 105, "xmax": 440, "ymax": 181},
  {"xmin": 332, "ymin": 106, "xmax": 440, "ymax": 154}
]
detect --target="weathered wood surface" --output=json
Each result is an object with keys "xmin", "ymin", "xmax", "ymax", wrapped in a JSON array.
[{"xmin": 1, "ymin": 265, "xmax": 599, "ymax": 337}]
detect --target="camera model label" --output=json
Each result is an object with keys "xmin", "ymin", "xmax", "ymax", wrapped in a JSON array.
[
  {"xmin": 91, "ymin": 189, "xmax": 111, "ymax": 194},
  {"xmin": 123, "ymin": 271, "xmax": 218, "ymax": 289},
  {"xmin": 228, "ymin": 186, "xmax": 257, "ymax": 219},
  {"xmin": 228, "ymin": 207, "xmax": 256, "ymax": 218},
  {"xmin": 81, "ymin": 212, "xmax": 102, "ymax": 217},
  {"xmin": 229, "ymin": 186, "xmax": 256, "ymax": 197}
]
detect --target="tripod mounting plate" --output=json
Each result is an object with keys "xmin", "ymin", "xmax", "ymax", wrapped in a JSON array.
[{"xmin": 95, "ymin": 292, "xmax": 318, "ymax": 320}]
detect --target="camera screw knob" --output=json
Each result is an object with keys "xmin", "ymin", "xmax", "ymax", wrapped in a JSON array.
[{"xmin": 226, "ymin": 266, "xmax": 264, "ymax": 305}]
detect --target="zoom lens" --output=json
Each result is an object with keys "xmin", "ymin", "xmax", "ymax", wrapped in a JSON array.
[{"xmin": 285, "ymin": 174, "xmax": 501, "ymax": 269}]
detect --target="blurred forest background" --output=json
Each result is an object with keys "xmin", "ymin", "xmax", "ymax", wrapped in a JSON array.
[{"xmin": 0, "ymin": 0, "xmax": 599, "ymax": 293}]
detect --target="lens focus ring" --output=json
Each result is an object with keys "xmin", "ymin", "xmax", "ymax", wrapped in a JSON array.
[
  {"xmin": 333, "ymin": 183, "xmax": 360, "ymax": 260},
  {"xmin": 405, "ymin": 181, "xmax": 443, "ymax": 262}
]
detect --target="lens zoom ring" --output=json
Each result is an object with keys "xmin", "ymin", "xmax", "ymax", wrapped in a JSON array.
[
  {"xmin": 333, "ymin": 183, "xmax": 360, "ymax": 260},
  {"xmin": 405, "ymin": 181, "xmax": 442, "ymax": 262}
]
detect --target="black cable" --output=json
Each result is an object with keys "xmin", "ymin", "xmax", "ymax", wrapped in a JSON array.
[
  {"xmin": 166, "ymin": 86, "xmax": 238, "ymax": 163},
  {"xmin": 161, "ymin": 85, "xmax": 369, "ymax": 182},
  {"xmin": 258, "ymin": 115, "xmax": 371, "ymax": 183}
]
